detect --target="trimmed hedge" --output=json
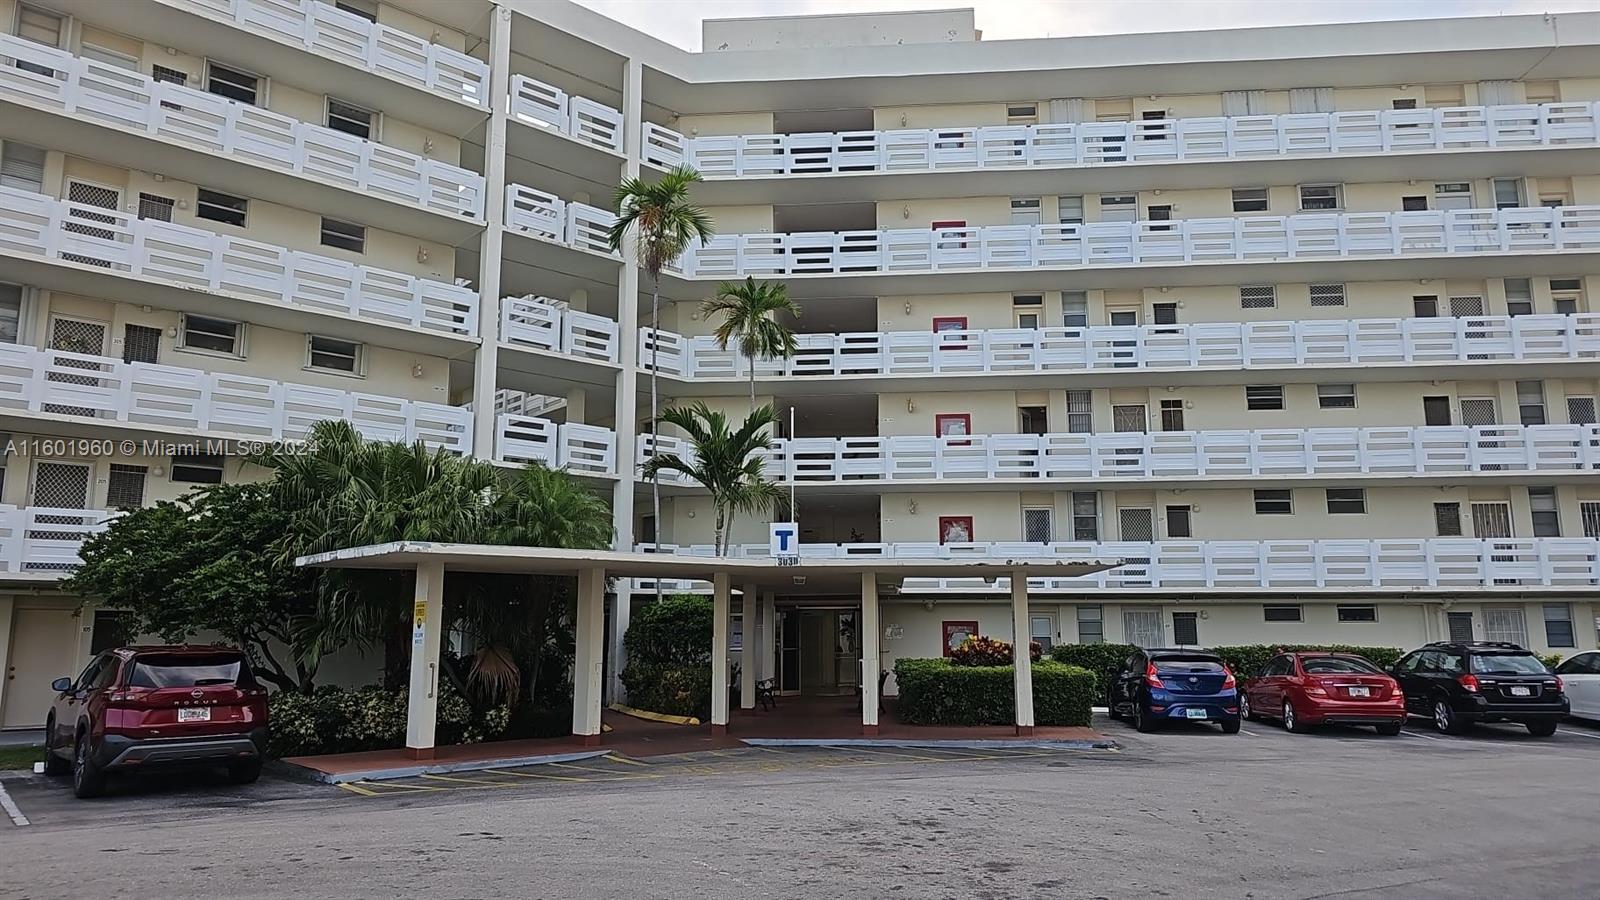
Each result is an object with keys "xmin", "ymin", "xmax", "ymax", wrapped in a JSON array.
[
  {"xmin": 1048, "ymin": 644, "xmax": 1137, "ymax": 698},
  {"xmin": 619, "ymin": 662, "xmax": 712, "ymax": 720},
  {"xmin": 893, "ymin": 658, "xmax": 1095, "ymax": 727},
  {"xmin": 267, "ymin": 683, "xmax": 509, "ymax": 759},
  {"xmin": 1050, "ymin": 643, "xmax": 1410, "ymax": 696}
]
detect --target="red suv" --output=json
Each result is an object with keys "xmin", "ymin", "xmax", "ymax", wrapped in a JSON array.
[
  {"xmin": 41, "ymin": 646, "xmax": 270, "ymax": 798},
  {"xmin": 1240, "ymin": 651, "xmax": 1406, "ymax": 735}
]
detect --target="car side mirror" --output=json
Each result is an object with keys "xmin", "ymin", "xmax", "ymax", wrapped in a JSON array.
[{"xmin": 51, "ymin": 677, "xmax": 72, "ymax": 693}]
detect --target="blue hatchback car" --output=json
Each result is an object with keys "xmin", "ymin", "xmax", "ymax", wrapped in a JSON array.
[{"xmin": 1107, "ymin": 648, "xmax": 1241, "ymax": 734}]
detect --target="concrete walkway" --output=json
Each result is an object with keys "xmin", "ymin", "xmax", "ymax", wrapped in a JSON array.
[{"xmin": 0, "ymin": 729, "xmax": 43, "ymax": 747}]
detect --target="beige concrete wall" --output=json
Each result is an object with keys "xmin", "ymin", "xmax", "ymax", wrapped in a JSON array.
[{"xmin": 675, "ymin": 112, "xmax": 776, "ymax": 138}]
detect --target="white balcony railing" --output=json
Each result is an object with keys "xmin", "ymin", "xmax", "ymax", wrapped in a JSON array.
[
  {"xmin": 0, "ymin": 505, "xmax": 118, "ymax": 574},
  {"xmin": 510, "ymin": 74, "xmax": 623, "ymax": 154},
  {"xmin": 0, "ymin": 343, "xmax": 473, "ymax": 453},
  {"xmin": 643, "ymin": 101, "xmax": 1600, "ymax": 176},
  {"xmin": 645, "ymin": 313, "xmax": 1600, "ymax": 380},
  {"xmin": 638, "ymin": 538, "xmax": 1600, "ymax": 593},
  {"xmin": 495, "ymin": 414, "xmax": 616, "ymax": 475},
  {"xmin": 643, "ymin": 424, "xmax": 1600, "ymax": 486},
  {"xmin": 504, "ymin": 185, "xmax": 619, "ymax": 258},
  {"xmin": 0, "ymin": 35, "xmax": 485, "ymax": 221},
  {"xmin": 0, "ymin": 185, "xmax": 479, "ymax": 336},
  {"xmin": 501, "ymin": 296, "xmax": 620, "ymax": 363},
  {"xmin": 674, "ymin": 205, "xmax": 1600, "ymax": 278},
  {"xmin": 166, "ymin": 0, "xmax": 488, "ymax": 108}
]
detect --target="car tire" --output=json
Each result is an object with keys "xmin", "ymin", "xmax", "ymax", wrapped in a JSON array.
[
  {"xmin": 1375, "ymin": 722, "xmax": 1403, "ymax": 736},
  {"xmin": 1134, "ymin": 701, "xmax": 1157, "ymax": 733},
  {"xmin": 1284, "ymin": 699, "xmax": 1310, "ymax": 734},
  {"xmin": 228, "ymin": 760, "xmax": 264, "ymax": 784},
  {"xmin": 1220, "ymin": 718, "xmax": 1241, "ymax": 734},
  {"xmin": 1105, "ymin": 686, "xmax": 1123, "ymax": 721},
  {"xmin": 1240, "ymin": 693, "xmax": 1257, "ymax": 721},
  {"xmin": 72, "ymin": 731, "xmax": 107, "ymax": 799},
  {"xmin": 1433, "ymin": 698, "xmax": 1467, "ymax": 735},
  {"xmin": 1525, "ymin": 720, "xmax": 1558, "ymax": 737},
  {"xmin": 41, "ymin": 717, "xmax": 70, "ymax": 776}
]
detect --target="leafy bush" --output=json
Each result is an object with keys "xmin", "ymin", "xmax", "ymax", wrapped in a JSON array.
[
  {"xmin": 893, "ymin": 658, "xmax": 1094, "ymax": 727},
  {"xmin": 619, "ymin": 662, "xmax": 712, "ymax": 720},
  {"xmin": 1537, "ymin": 652, "xmax": 1564, "ymax": 671},
  {"xmin": 1209, "ymin": 645, "xmax": 1405, "ymax": 677},
  {"xmin": 266, "ymin": 682, "xmax": 508, "ymax": 758},
  {"xmin": 1049, "ymin": 644, "xmax": 1137, "ymax": 696},
  {"xmin": 950, "ymin": 635, "xmax": 1042, "ymax": 667},
  {"xmin": 625, "ymin": 594, "xmax": 713, "ymax": 666}
]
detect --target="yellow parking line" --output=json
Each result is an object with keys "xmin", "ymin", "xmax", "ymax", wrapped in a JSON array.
[
  {"xmin": 548, "ymin": 761, "xmax": 662, "ymax": 777},
  {"xmin": 480, "ymin": 768, "xmax": 591, "ymax": 782},
  {"xmin": 848, "ymin": 747, "xmax": 946, "ymax": 762},
  {"xmin": 605, "ymin": 754, "xmax": 649, "ymax": 766},
  {"xmin": 350, "ymin": 781, "xmax": 450, "ymax": 795},
  {"xmin": 419, "ymin": 773, "xmax": 526, "ymax": 787},
  {"xmin": 337, "ymin": 782, "xmax": 380, "ymax": 796}
]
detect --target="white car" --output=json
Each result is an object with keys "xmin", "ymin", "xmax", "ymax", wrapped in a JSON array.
[{"xmin": 1554, "ymin": 651, "xmax": 1600, "ymax": 721}]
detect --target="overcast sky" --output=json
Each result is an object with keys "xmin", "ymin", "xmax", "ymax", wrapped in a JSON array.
[{"xmin": 572, "ymin": 0, "xmax": 1600, "ymax": 51}]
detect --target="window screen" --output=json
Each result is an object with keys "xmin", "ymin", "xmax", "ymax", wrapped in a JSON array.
[
  {"xmin": 1240, "ymin": 285, "xmax": 1277, "ymax": 309},
  {"xmin": 1309, "ymin": 283, "xmax": 1346, "ymax": 307},
  {"xmin": 106, "ymin": 464, "xmax": 148, "ymax": 509}
]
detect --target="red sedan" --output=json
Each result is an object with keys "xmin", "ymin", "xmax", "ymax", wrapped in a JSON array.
[{"xmin": 1240, "ymin": 652, "xmax": 1406, "ymax": 735}]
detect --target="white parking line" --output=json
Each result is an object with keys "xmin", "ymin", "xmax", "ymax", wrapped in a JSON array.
[
  {"xmin": 0, "ymin": 781, "xmax": 29, "ymax": 827},
  {"xmin": 1397, "ymin": 729, "xmax": 1446, "ymax": 741},
  {"xmin": 1557, "ymin": 728, "xmax": 1600, "ymax": 740}
]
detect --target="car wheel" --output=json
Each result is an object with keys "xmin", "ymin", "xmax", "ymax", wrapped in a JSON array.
[
  {"xmin": 1240, "ymin": 693, "xmax": 1256, "ymax": 721},
  {"xmin": 1105, "ymin": 686, "xmax": 1123, "ymax": 721},
  {"xmin": 1375, "ymin": 721, "xmax": 1403, "ymax": 736},
  {"xmin": 1433, "ymin": 699, "xmax": 1467, "ymax": 735},
  {"xmin": 41, "ymin": 717, "xmax": 70, "ymax": 776},
  {"xmin": 1134, "ymin": 701, "xmax": 1157, "ymax": 733},
  {"xmin": 228, "ymin": 760, "xmax": 263, "ymax": 784},
  {"xmin": 1525, "ymin": 720, "xmax": 1558, "ymax": 737},
  {"xmin": 1284, "ymin": 699, "xmax": 1310, "ymax": 734},
  {"xmin": 1220, "ymin": 718, "xmax": 1241, "ymax": 734},
  {"xmin": 72, "ymin": 731, "xmax": 106, "ymax": 799}
]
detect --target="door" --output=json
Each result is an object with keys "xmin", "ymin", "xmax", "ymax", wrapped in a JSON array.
[
  {"xmin": 45, "ymin": 316, "xmax": 109, "ymax": 418},
  {"xmin": 778, "ymin": 609, "xmax": 801, "ymax": 694},
  {"xmin": 1122, "ymin": 609, "xmax": 1163, "ymax": 647},
  {"xmin": 1029, "ymin": 614, "xmax": 1055, "ymax": 653},
  {"xmin": 3, "ymin": 607, "xmax": 79, "ymax": 729},
  {"xmin": 1447, "ymin": 611, "xmax": 1474, "ymax": 642},
  {"xmin": 1483, "ymin": 607, "xmax": 1528, "ymax": 646},
  {"xmin": 62, "ymin": 180, "xmax": 124, "ymax": 268}
]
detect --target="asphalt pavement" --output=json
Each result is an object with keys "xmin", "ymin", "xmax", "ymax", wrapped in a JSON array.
[{"xmin": 2, "ymin": 715, "xmax": 1599, "ymax": 899}]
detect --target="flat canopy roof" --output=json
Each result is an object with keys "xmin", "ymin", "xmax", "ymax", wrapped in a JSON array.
[{"xmin": 296, "ymin": 542, "xmax": 1120, "ymax": 592}]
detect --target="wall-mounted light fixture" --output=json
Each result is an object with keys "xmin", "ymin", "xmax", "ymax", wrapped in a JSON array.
[
  {"xmin": 903, "ymin": 301, "xmax": 913, "ymax": 316},
  {"xmin": 906, "ymin": 398, "xmax": 916, "ymax": 413},
  {"xmin": 907, "ymin": 499, "xmax": 918, "ymax": 514}
]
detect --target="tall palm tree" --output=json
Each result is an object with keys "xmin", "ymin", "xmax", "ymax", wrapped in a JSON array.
[
  {"xmin": 640, "ymin": 402, "xmax": 784, "ymax": 557},
  {"xmin": 608, "ymin": 166, "xmax": 714, "ymax": 587},
  {"xmin": 701, "ymin": 277, "xmax": 802, "ymax": 406}
]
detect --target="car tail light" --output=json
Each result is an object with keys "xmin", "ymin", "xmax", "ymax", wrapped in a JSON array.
[
  {"xmin": 1145, "ymin": 663, "xmax": 1164, "ymax": 689},
  {"xmin": 1457, "ymin": 673, "xmax": 1480, "ymax": 693},
  {"xmin": 1552, "ymin": 677, "xmax": 1564, "ymax": 694},
  {"xmin": 1303, "ymin": 680, "xmax": 1328, "ymax": 697},
  {"xmin": 1221, "ymin": 667, "xmax": 1236, "ymax": 690}
]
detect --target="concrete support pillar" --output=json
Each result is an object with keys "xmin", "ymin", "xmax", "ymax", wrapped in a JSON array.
[
  {"xmin": 572, "ymin": 567, "xmax": 607, "ymax": 745},
  {"xmin": 711, "ymin": 572, "xmax": 731, "ymax": 733},
  {"xmin": 0, "ymin": 595, "xmax": 15, "ymax": 719},
  {"xmin": 740, "ymin": 584, "xmax": 757, "ymax": 710},
  {"xmin": 405, "ymin": 561, "xmax": 446, "ymax": 759},
  {"xmin": 760, "ymin": 591, "xmax": 777, "ymax": 682},
  {"xmin": 860, "ymin": 573, "xmax": 881, "ymax": 734},
  {"xmin": 1010, "ymin": 569, "xmax": 1036, "ymax": 736},
  {"xmin": 565, "ymin": 388, "xmax": 587, "ymax": 424},
  {"xmin": 468, "ymin": 7, "xmax": 513, "ymax": 459}
]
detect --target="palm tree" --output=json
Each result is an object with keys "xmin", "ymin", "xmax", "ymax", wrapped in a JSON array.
[
  {"xmin": 640, "ymin": 402, "xmax": 784, "ymax": 557},
  {"xmin": 701, "ymin": 277, "xmax": 802, "ymax": 406},
  {"xmin": 608, "ymin": 166, "xmax": 714, "ymax": 588}
]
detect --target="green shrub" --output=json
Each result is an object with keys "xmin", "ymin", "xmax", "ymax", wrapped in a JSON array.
[
  {"xmin": 1049, "ymin": 644, "xmax": 1136, "ymax": 696},
  {"xmin": 1537, "ymin": 652, "xmax": 1564, "ymax": 671},
  {"xmin": 619, "ymin": 662, "xmax": 712, "ymax": 720},
  {"xmin": 625, "ymin": 594, "xmax": 713, "ymax": 667},
  {"xmin": 950, "ymin": 635, "xmax": 1042, "ymax": 667},
  {"xmin": 266, "ymin": 682, "xmax": 508, "ymax": 758},
  {"xmin": 893, "ymin": 658, "xmax": 1095, "ymax": 727},
  {"xmin": 1209, "ymin": 644, "xmax": 1405, "ymax": 677}
]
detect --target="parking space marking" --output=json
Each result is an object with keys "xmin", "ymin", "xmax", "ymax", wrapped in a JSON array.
[
  {"xmin": 0, "ymin": 781, "xmax": 29, "ymax": 827},
  {"xmin": 418, "ymin": 773, "xmax": 525, "ymax": 788},
  {"xmin": 546, "ymin": 761, "xmax": 662, "ymax": 778},
  {"xmin": 605, "ymin": 754, "xmax": 649, "ymax": 766},
  {"xmin": 1557, "ymin": 728, "xmax": 1600, "ymax": 740},
  {"xmin": 336, "ymin": 782, "xmax": 381, "ymax": 797},
  {"xmin": 477, "ymin": 768, "xmax": 589, "ymax": 782},
  {"xmin": 1397, "ymin": 730, "xmax": 1445, "ymax": 741}
]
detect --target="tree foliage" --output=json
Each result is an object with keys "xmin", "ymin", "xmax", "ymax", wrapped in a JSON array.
[
  {"xmin": 640, "ymin": 402, "xmax": 784, "ymax": 555},
  {"xmin": 701, "ymin": 277, "xmax": 802, "ymax": 404}
]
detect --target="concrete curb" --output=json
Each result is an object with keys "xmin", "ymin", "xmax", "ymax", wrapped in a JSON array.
[
  {"xmin": 741, "ymin": 738, "xmax": 1119, "ymax": 752},
  {"xmin": 279, "ymin": 749, "xmax": 612, "ymax": 785}
]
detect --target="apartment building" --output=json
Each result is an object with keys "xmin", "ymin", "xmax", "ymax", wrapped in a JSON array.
[{"xmin": 2, "ymin": 0, "xmax": 1599, "ymax": 726}]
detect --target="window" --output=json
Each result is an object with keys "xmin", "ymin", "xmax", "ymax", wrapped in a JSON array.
[
  {"xmin": 171, "ymin": 453, "xmax": 225, "ymax": 484},
  {"xmin": 334, "ymin": 0, "xmax": 379, "ymax": 23},
  {"xmin": 1029, "ymin": 615, "xmax": 1054, "ymax": 652},
  {"xmin": 1423, "ymin": 396, "xmax": 1452, "ymax": 427},
  {"xmin": 1583, "ymin": 502, "xmax": 1600, "ymax": 540},
  {"xmin": 1435, "ymin": 502, "xmax": 1463, "ymax": 536},
  {"xmin": 1022, "ymin": 507, "xmax": 1053, "ymax": 543},
  {"xmin": 206, "ymin": 61, "xmax": 260, "ymax": 105},
  {"xmin": 152, "ymin": 65, "xmax": 188, "ymax": 87},
  {"xmin": 1254, "ymin": 489, "xmax": 1293, "ymax": 515},
  {"xmin": 1460, "ymin": 397, "xmax": 1497, "ymax": 427},
  {"xmin": 1472, "ymin": 502, "xmax": 1513, "ymax": 538},
  {"xmin": 0, "ymin": 141, "xmax": 46, "ymax": 193},
  {"xmin": 1544, "ymin": 604, "xmax": 1576, "ymax": 648},
  {"xmin": 1231, "ymin": 188, "xmax": 1269, "ymax": 213},
  {"xmin": 180, "ymin": 314, "xmax": 242, "ymax": 356},
  {"xmin": 1165, "ymin": 505, "xmax": 1192, "ymax": 538},
  {"xmin": 1550, "ymin": 278, "xmax": 1583, "ymax": 314},
  {"xmin": 1012, "ymin": 294, "xmax": 1042, "ymax": 329},
  {"xmin": 1325, "ymin": 488, "xmax": 1367, "ymax": 514},
  {"xmin": 1240, "ymin": 285, "xmax": 1276, "ymax": 309},
  {"xmin": 0, "ymin": 283, "xmax": 22, "ymax": 344},
  {"xmin": 1057, "ymin": 196, "xmax": 1084, "ymax": 226},
  {"xmin": 1299, "ymin": 184, "xmax": 1341, "ymax": 211},
  {"xmin": 1263, "ymin": 604, "xmax": 1303, "ymax": 623},
  {"xmin": 1099, "ymin": 195, "xmax": 1137, "ymax": 223},
  {"xmin": 1391, "ymin": 97, "xmax": 1419, "ymax": 128},
  {"xmin": 1010, "ymin": 198, "xmax": 1042, "ymax": 226},
  {"xmin": 320, "ymin": 217, "xmax": 366, "ymax": 253},
  {"xmin": 1337, "ymin": 605, "xmax": 1378, "ymax": 623},
  {"xmin": 1434, "ymin": 182, "xmax": 1473, "ymax": 211},
  {"xmin": 1316, "ymin": 383, "xmax": 1356, "ymax": 409},
  {"xmin": 1146, "ymin": 205, "xmax": 1173, "ymax": 230},
  {"xmin": 137, "ymin": 193, "xmax": 175, "ymax": 222},
  {"xmin": 326, "ymin": 98, "xmax": 376, "ymax": 139},
  {"xmin": 308, "ymin": 335, "xmax": 363, "ymax": 374},
  {"xmin": 1289, "ymin": 87, "xmax": 1333, "ymax": 113},
  {"xmin": 1492, "ymin": 178, "xmax": 1523, "ymax": 210},
  {"xmin": 1006, "ymin": 103, "xmax": 1038, "ymax": 124},
  {"xmin": 1171, "ymin": 612, "xmax": 1199, "ymax": 646},
  {"xmin": 1401, "ymin": 196, "xmax": 1428, "ymax": 212},
  {"xmin": 1516, "ymin": 380, "xmax": 1546, "ymax": 426},
  {"xmin": 1075, "ymin": 606, "xmax": 1104, "ymax": 644},
  {"xmin": 1138, "ymin": 108, "xmax": 1168, "ymax": 139},
  {"xmin": 1066, "ymin": 390, "xmax": 1092, "ymax": 433},
  {"xmin": 1112, "ymin": 404, "xmax": 1147, "ymax": 433},
  {"xmin": 122, "ymin": 324, "xmax": 161, "ymax": 364},
  {"xmin": 196, "ymin": 188, "xmax": 248, "ymax": 227},
  {"xmin": 1413, "ymin": 295, "xmax": 1439, "ymax": 318},
  {"xmin": 1529, "ymin": 487, "xmax": 1560, "ymax": 537},
  {"xmin": 1159, "ymin": 399, "xmax": 1184, "ymax": 432},
  {"xmin": 15, "ymin": 5, "xmax": 63, "ymax": 76},
  {"xmin": 1152, "ymin": 302, "xmax": 1178, "ymax": 326},
  {"xmin": 1483, "ymin": 607, "xmax": 1528, "ymax": 646},
  {"xmin": 1071, "ymin": 492, "xmax": 1098, "ymax": 540},
  {"xmin": 934, "ymin": 413, "xmax": 971, "ymax": 443},
  {"xmin": 105, "ymin": 464, "xmax": 148, "ymax": 509},
  {"xmin": 1308, "ymin": 283, "xmax": 1346, "ymax": 307},
  {"xmin": 938, "ymin": 516, "xmax": 974, "ymax": 544},
  {"xmin": 1246, "ymin": 385, "xmax": 1284, "ymax": 411},
  {"xmin": 1567, "ymin": 396, "xmax": 1596, "ymax": 425},
  {"xmin": 1061, "ymin": 292, "xmax": 1088, "ymax": 328},
  {"xmin": 1505, "ymin": 278, "xmax": 1534, "ymax": 317}
]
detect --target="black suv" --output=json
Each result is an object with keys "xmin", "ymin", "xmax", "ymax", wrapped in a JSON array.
[{"xmin": 1390, "ymin": 641, "xmax": 1567, "ymax": 736}]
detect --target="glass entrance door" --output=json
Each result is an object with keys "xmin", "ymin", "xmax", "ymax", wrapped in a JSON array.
[{"xmin": 779, "ymin": 608, "xmax": 861, "ymax": 696}]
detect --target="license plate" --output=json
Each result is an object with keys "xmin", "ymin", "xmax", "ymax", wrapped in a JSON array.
[
  {"xmin": 1348, "ymin": 686, "xmax": 1370, "ymax": 698},
  {"xmin": 178, "ymin": 707, "xmax": 211, "ymax": 723},
  {"xmin": 1185, "ymin": 708, "xmax": 1208, "ymax": 719},
  {"xmin": 1510, "ymin": 686, "xmax": 1532, "ymax": 697}
]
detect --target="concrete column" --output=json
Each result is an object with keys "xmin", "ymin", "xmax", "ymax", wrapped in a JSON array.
[
  {"xmin": 468, "ymin": 6, "xmax": 513, "ymax": 460},
  {"xmin": 711, "ymin": 572, "xmax": 731, "ymax": 733},
  {"xmin": 607, "ymin": 56, "xmax": 644, "ymax": 703},
  {"xmin": 740, "ymin": 584, "xmax": 757, "ymax": 710},
  {"xmin": 760, "ymin": 591, "xmax": 777, "ymax": 682},
  {"xmin": 572, "ymin": 567, "xmax": 607, "ymax": 745},
  {"xmin": 405, "ymin": 561, "xmax": 446, "ymax": 759},
  {"xmin": 1010, "ymin": 569, "xmax": 1036, "ymax": 736},
  {"xmin": 565, "ymin": 388, "xmax": 587, "ymax": 424},
  {"xmin": 0, "ymin": 595, "xmax": 15, "ymax": 720},
  {"xmin": 860, "ymin": 573, "xmax": 881, "ymax": 734}
]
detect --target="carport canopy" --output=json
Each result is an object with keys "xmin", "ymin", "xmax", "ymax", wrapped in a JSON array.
[{"xmin": 296, "ymin": 542, "xmax": 1121, "ymax": 755}]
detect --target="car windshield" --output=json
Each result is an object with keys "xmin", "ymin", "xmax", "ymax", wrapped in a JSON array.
[
  {"xmin": 1301, "ymin": 657, "xmax": 1381, "ymax": 675},
  {"xmin": 128, "ymin": 655, "xmax": 244, "ymax": 688},
  {"xmin": 1155, "ymin": 659, "xmax": 1224, "ymax": 673},
  {"xmin": 1468, "ymin": 653, "xmax": 1549, "ymax": 676}
]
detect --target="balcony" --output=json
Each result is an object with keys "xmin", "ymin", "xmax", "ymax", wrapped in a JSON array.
[
  {"xmin": 0, "ymin": 184, "xmax": 478, "ymax": 355},
  {"xmin": 638, "ymin": 538, "xmax": 1600, "ymax": 594},
  {"xmin": 494, "ymin": 414, "xmax": 616, "ymax": 477},
  {"xmin": 669, "ymin": 206, "xmax": 1600, "ymax": 297},
  {"xmin": 0, "ymin": 34, "xmax": 484, "ymax": 244},
  {"xmin": 645, "ymin": 313, "xmax": 1600, "ymax": 394},
  {"xmin": 498, "ymin": 296, "xmax": 623, "ymax": 391},
  {"xmin": 51, "ymin": 0, "xmax": 490, "ymax": 132},
  {"xmin": 643, "ymin": 102, "xmax": 1600, "ymax": 205},
  {"xmin": 644, "ymin": 424, "xmax": 1600, "ymax": 492},
  {"xmin": 0, "ymin": 342, "xmax": 472, "ymax": 453},
  {"xmin": 0, "ymin": 505, "xmax": 117, "ymax": 578},
  {"xmin": 502, "ymin": 185, "xmax": 623, "ymax": 291}
]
